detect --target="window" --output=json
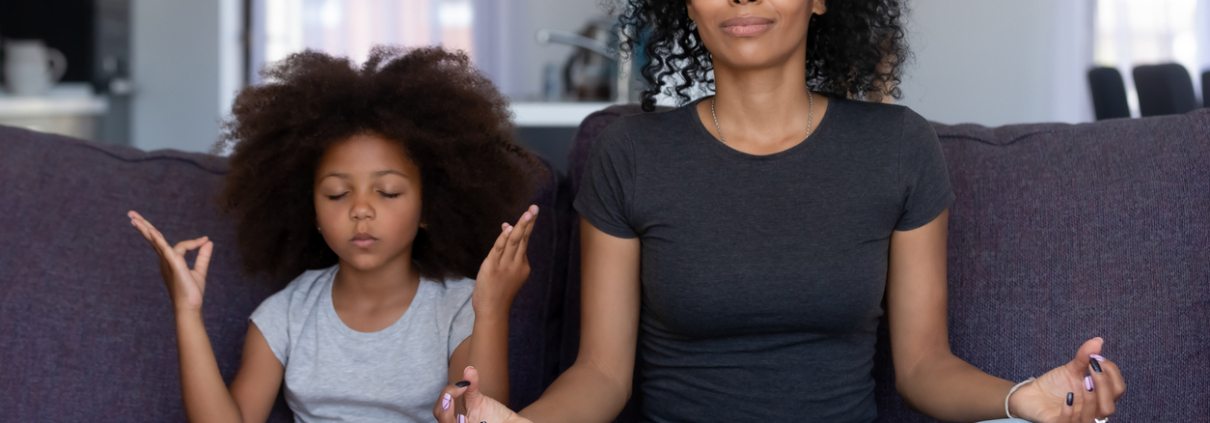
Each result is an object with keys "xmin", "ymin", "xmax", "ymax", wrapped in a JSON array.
[
  {"xmin": 248, "ymin": 0, "xmax": 474, "ymax": 85},
  {"xmin": 1094, "ymin": 0, "xmax": 1208, "ymax": 111}
]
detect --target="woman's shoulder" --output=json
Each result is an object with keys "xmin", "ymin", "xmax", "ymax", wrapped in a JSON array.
[
  {"xmin": 598, "ymin": 103, "xmax": 693, "ymax": 140},
  {"xmin": 832, "ymin": 98, "xmax": 930, "ymax": 132}
]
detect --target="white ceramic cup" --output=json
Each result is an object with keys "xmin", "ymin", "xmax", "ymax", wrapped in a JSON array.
[{"xmin": 4, "ymin": 39, "xmax": 68, "ymax": 96}]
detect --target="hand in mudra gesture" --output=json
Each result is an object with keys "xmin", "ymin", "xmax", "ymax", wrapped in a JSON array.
[
  {"xmin": 434, "ymin": 366, "xmax": 531, "ymax": 423},
  {"xmin": 128, "ymin": 211, "xmax": 213, "ymax": 313},
  {"xmin": 1011, "ymin": 337, "xmax": 1126, "ymax": 423}
]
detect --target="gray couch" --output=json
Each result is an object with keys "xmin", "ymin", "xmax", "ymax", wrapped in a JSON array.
[{"xmin": 1, "ymin": 105, "xmax": 1207, "ymax": 421}]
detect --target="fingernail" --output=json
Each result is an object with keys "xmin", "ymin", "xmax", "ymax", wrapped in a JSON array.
[
  {"xmin": 1084, "ymin": 375, "xmax": 1094, "ymax": 391},
  {"xmin": 442, "ymin": 393, "xmax": 451, "ymax": 410},
  {"xmin": 1066, "ymin": 392, "xmax": 1074, "ymax": 406},
  {"xmin": 1090, "ymin": 357, "xmax": 1103, "ymax": 373},
  {"xmin": 455, "ymin": 380, "xmax": 470, "ymax": 388},
  {"xmin": 505, "ymin": 226, "xmax": 513, "ymax": 234},
  {"xmin": 523, "ymin": 212, "xmax": 531, "ymax": 221},
  {"xmin": 457, "ymin": 414, "xmax": 466, "ymax": 423},
  {"xmin": 465, "ymin": 365, "xmax": 475, "ymax": 371},
  {"xmin": 1090, "ymin": 353, "xmax": 1105, "ymax": 362}
]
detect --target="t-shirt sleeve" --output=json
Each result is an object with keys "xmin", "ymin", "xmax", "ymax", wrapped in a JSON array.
[
  {"xmin": 249, "ymin": 291, "xmax": 290, "ymax": 366},
  {"xmin": 894, "ymin": 107, "xmax": 956, "ymax": 231},
  {"xmin": 573, "ymin": 120, "xmax": 639, "ymax": 239},
  {"xmin": 447, "ymin": 283, "xmax": 475, "ymax": 360}
]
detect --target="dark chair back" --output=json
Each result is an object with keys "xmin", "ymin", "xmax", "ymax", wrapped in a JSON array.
[
  {"xmin": 1133, "ymin": 63, "xmax": 1198, "ymax": 117},
  {"xmin": 1202, "ymin": 70, "xmax": 1209, "ymax": 107},
  {"xmin": 1088, "ymin": 67, "xmax": 1131, "ymax": 120}
]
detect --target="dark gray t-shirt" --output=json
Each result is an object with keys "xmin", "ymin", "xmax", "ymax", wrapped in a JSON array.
[{"xmin": 573, "ymin": 97, "xmax": 954, "ymax": 422}]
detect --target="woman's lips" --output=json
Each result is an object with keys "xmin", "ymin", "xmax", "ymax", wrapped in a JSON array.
[{"xmin": 721, "ymin": 16, "xmax": 774, "ymax": 37}]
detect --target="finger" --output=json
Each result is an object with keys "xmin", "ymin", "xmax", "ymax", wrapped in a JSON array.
[
  {"xmin": 173, "ymin": 236, "xmax": 210, "ymax": 256},
  {"xmin": 497, "ymin": 223, "xmax": 517, "ymax": 266},
  {"xmin": 500, "ymin": 211, "xmax": 531, "ymax": 265},
  {"xmin": 1060, "ymin": 390, "xmax": 1075, "ymax": 422},
  {"xmin": 1098, "ymin": 359, "xmax": 1126, "ymax": 399},
  {"xmin": 132, "ymin": 215, "xmax": 176, "ymax": 257},
  {"xmin": 194, "ymin": 241, "xmax": 214, "ymax": 279},
  {"xmin": 1090, "ymin": 357, "xmax": 1122, "ymax": 412},
  {"xmin": 129, "ymin": 218, "xmax": 162, "ymax": 253},
  {"xmin": 1065, "ymin": 337, "xmax": 1104, "ymax": 374},
  {"xmin": 513, "ymin": 206, "xmax": 538, "ymax": 263},
  {"xmin": 484, "ymin": 223, "xmax": 509, "ymax": 268},
  {"xmin": 432, "ymin": 384, "xmax": 468, "ymax": 423},
  {"xmin": 460, "ymin": 366, "xmax": 484, "ymax": 408},
  {"xmin": 1079, "ymin": 375, "xmax": 1097, "ymax": 423}
]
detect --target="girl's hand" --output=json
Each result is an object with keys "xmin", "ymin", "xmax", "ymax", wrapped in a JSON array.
[
  {"xmin": 1010, "ymin": 337, "xmax": 1126, "ymax": 423},
  {"xmin": 473, "ymin": 205, "xmax": 539, "ymax": 317},
  {"xmin": 128, "ymin": 211, "xmax": 213, "ymax": 314},
  {"xmin": 434, "ymin": 366, "xmax": 531, "ymax": 423}
]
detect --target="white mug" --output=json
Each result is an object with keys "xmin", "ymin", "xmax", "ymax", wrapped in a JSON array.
[{"xmin": 4, "ymin": 39, "xmax": 68, "ymax": 96}]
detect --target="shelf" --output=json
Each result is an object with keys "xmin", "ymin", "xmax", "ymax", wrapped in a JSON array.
[
  {"xmin": 509, "ymin": 101, "xmax": 615, "ymax": 127},
  {"xmin": 0, "ymin": 83, "xmax": 109, "ymax": 117}
]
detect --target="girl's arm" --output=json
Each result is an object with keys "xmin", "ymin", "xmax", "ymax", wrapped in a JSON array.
[
  {"xmin": 451, "ymin": 206, "xmax": 543, "ymax": 404},
  {"xmin": 129, "ymin": 211, "xmax": 283, "ymax": 423},
  {"xmin": 887, "ymin": 209, "xmax": 1125, "ymax": 422}
]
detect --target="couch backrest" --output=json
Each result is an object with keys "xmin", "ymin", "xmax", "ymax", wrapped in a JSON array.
[
  {"xmin": 562, "ymin": 105, "xmax": 1210, "ymax": 422},
  {"xmin": 0, "ymin": 126, "xmax": 568, "ymax": 420}
]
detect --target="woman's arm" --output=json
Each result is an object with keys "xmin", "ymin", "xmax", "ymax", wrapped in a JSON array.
[
  {"xmin": 129, "ymin": 211, "xmax": 283, "ymax": 423},
  {"xmin": 886, "ymin": 209, "xmax": 1015, "ymax": 421},
  {"xmin": 887, "ymin": 209, "xmax": 1125, "ymax": 422},
  {"xmin": 517, "ymin": 218, "xmax": 642, "ymax": 423}
]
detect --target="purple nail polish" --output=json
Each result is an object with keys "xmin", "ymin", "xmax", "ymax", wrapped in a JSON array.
[
  {"xmin": 442, "ymin": 393, "xmax": 451, "ymax": 410},
  {"xmin": 1090, "ymin": 354, "xmax": 1105, "ymax": 362},
  {"xmin": 1084, "ymin": 375, "xmax": 1094, "ymax": 391},
  {"xmin": 458, "ymin": 414, "xmax": 466, "ymax": 423}
]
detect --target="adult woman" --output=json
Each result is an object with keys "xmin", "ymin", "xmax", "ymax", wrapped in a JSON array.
[{"xmin": 438, "ymin": 1, "xmax": 1126, "ymax": 422}]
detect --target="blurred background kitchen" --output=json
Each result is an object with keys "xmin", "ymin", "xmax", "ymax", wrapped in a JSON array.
[{"xmin": 1, "ymin": 0, "xmax": 1207, "ymax": 172}]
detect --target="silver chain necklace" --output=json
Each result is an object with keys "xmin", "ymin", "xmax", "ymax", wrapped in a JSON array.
[{"xmin": 711, "ymin": 91, "xmax": 814, "ymax": 145}]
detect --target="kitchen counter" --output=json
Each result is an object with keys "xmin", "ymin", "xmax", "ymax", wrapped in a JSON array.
[{"xmin": 0, "ymin": 83, "xmax": 109, "ymax": 140}]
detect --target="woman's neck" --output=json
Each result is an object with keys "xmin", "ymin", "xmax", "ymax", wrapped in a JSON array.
[{"xmin": 703, "ymin": 44, "xmax": 828, "ymax": 153}]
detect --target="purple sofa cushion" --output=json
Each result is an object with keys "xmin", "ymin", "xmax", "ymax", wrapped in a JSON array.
[
  {"xmin": 0, "ymin": 125, "xmax": 565, "ymax": 420},
  {"xmin": 563, "ymin": 105, "xmax": 1210, "ymax": 422},
  {"xmin": 875, "ymin": 109, "xmax": 1210, "ymax": 422}
]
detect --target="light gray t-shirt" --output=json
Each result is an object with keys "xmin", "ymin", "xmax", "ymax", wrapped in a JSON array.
[{"xmin": 250, "ymin": 265, "xmax": 475, "ymax": 423}]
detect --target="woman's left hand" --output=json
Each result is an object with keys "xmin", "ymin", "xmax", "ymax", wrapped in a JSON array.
[
  {"xmin": 1009, "ymin": 337, "xmax": 1126, "ymax": 423},
  {"xmin": 472, "ymin": 205, "xmax": 539, "ymax": 317}
]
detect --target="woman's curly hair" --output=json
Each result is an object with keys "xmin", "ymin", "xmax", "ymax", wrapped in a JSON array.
[
  {"xmin": 617, "ymin": 0, "xmax": 909, "ymax": 111},
  {"xmin": 216, "ymin": 46, "xmax": 540, "ymax": 283}
]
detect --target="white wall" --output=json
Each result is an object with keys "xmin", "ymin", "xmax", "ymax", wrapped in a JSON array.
[
  {"xmin": 131, "ymin": 0, "xmax": 242, "ymax": 153},
  {"xmin": 898, "ymin": 0, "xmax": 1094, "ymax": 126}
]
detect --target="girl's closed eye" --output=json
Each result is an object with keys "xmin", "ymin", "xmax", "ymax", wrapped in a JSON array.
[
  {"xmin": 379, "ymin": 191, "xmax": 401, "ymax": 199},
  {"xmin": 326, "ymin": 192, "xmax": 348, "ymax": 200}
]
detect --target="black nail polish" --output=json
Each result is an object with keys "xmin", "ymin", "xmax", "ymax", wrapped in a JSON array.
[
  {"xmin": 1090, "ymin": 357, "xmax": 1103, "ymax": 373},
  {"xmin": 455, "ymin": 381, "xmax": 470, "ymax": 388},
  {"xmin": 1066, "ymin": 392, "xmax": 1074, "ymax": 406}
]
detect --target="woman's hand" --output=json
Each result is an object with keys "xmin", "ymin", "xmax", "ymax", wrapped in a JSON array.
[
  {"xmin": 434, "ymin": 366, "xmax": 531, "ymax": 423},
  {"xmin": 128, "ymin": 211, "xmax": 213, "ymax": 314},
  {"xmin": 1010, "ymin": 337, "xmax": 1126, "ymax": 423},
  {"xmin": 473, "ymin": 205, "xmax": 538, "ymax": 317}
]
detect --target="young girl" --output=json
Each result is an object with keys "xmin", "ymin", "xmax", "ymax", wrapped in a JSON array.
[{"xmin": 127, "ymin": 46, "xmax": 541, "ymax": 423}]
